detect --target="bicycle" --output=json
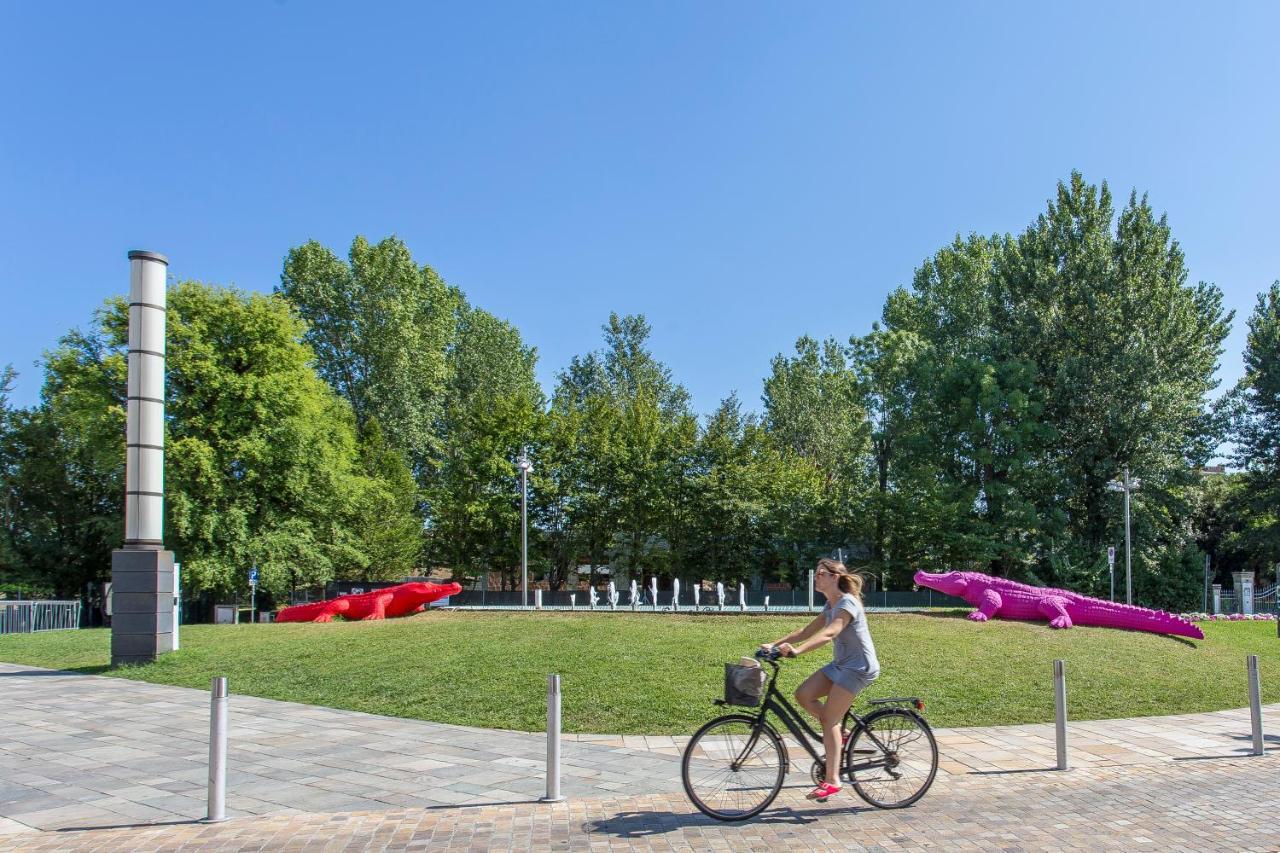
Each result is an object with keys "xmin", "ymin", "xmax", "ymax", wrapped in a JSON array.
[{"xmin": 680, "ymin": 648, "xmax": 939, "ymax": 821}]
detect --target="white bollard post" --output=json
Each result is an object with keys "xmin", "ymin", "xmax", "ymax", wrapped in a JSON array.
[
  {"xmin": 739, "ymin": 582, "xmax": 747, "ymax": 612},
  {"xmin": 673, "ymin": 579, "xmax": 680, "ymax": 612},
  {"xmin": 808, "ymin": 570, "xmax": 815, "ymax": 611},
  {"xmin": 1248, "ymin": 654, "xmax": 1264, "ymax": 756},
  {"xmin": 535, "ymin": 589, "xmax": 543, "ymax": 610},
  {"xmin": 651, "ymin": 576, "xmax": 658, "ymax": 612},
  {"xmin": 1053, "ymin": 660, "xmax": 1068, "ymax": 771},
  {"xmin": 206, "ymin": 676, "xmax": 228, "ymax": 822},
  {"xmin": 569, "ymin": 593, "xmax": 575, "ymax": 610},
  {"xmin": 764, "ymin": 595, "xmax": 770, "ymax": 612},
  {"xmin": 542, "ymin": 674, "xmax": 565, "ymax": 802},
  {"xmin": 173, "ymin": 562, "xmax": 181, "ymax": 651}
]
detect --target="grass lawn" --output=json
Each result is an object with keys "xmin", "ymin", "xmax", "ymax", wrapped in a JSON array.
[{"xmin": 0, "ymin": 610, "xmax": 1276, "ymax": 734}]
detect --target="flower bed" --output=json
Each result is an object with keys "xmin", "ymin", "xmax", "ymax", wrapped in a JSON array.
[{"xmin": 1182, "ymin": 612, "xmax": 1278, "ymax": 622}]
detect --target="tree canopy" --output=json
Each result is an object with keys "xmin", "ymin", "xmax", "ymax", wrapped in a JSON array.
[{"xmin": 2, "ymin": 175, "xmax": 1270, "ymax": 614}]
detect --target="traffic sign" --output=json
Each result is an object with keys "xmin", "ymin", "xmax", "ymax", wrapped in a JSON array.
[
  {"xmin": 249, "ymin": 566, "xmax": 259, "ymax": 586},
  {"xmin": 1107, "ymin": 546, "xmax": 1116, "ymax": 565}
]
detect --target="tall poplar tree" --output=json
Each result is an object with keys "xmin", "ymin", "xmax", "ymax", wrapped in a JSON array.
[{"xmin": 1230, "ymin": 282, "xmax": 1280, "ymax": 573}]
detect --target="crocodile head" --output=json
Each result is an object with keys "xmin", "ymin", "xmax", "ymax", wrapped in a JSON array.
[
  {"xmin": 400, "ymin": 581, "xmax": 462, "ymax": 604},
  {"xmin": 913, "ymin": 570, "xmax": 968, "ymax": 596}
]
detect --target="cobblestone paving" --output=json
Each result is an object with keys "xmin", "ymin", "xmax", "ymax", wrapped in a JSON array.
[
  {"xmin": 2, "ymin": 756, "xmax": 1277, "ymax": 851},
  {"xmin": 585, "ymin": 705, "xmax": 1280, "ymax": 773},
  {"xmin": 3, "ymin": 661, "xmax": 1278, "ymax": 846},
  {"xmin": 0, "ymin": 664, "xmax": 683, "ymax": 831}
]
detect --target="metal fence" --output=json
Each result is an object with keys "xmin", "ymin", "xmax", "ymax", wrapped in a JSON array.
[
  {"xmin": 450, "ymin": 587, "xmax": 968, "ymax": 611},
  {"xmin": 0, "ymin": 600, "xmax": 83, "ymax": 634}
]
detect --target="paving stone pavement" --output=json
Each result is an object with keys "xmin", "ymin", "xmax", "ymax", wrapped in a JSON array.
[
  {"xmin": 0, "ymin": 663, "xmax": 684, "ymax": 833},
  {"xmin": 2, "ymin": 756, "xmax": 1279, "ymax": 851},
  {"xmin": 2, "ymin": 661, "xmax": 1278, "ymax": 845},
  {"xmin": 582, "ymin": 705, "xmax": 1280, "ymax": 774}
]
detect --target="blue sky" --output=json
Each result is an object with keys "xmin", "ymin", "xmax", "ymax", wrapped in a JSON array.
[{"xmin": 2, "ymin": 2, "xmax": 1277, "ymax": 419}]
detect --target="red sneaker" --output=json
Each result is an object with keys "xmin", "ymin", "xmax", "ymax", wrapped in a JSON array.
[{"xmin": 806, "ymin": 782, "xmax": 842, "ymax": 801}]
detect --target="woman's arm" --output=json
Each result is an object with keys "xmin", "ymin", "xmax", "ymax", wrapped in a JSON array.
[
  {"xmin": 788, "ymin": 610, "xmax": 852, "ymax": 656},
  {"xmin": 764, "ymin": 614, "xmax": 826, "ymax": 650}
]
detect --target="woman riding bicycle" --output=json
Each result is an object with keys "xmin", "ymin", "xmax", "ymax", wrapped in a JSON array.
[{"xmin": 761, "ymin": 558, "xmax": 879, "ymax": 802}]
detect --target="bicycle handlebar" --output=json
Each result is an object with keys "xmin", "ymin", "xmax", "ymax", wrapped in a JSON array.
[{"xmin": 755, "ymin": 646, "xmax": 794, "ymax": 662}]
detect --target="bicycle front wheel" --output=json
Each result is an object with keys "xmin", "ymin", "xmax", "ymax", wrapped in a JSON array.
[
  {"xmin": 681, "ymin": 714, "xmax": 786, "ymax": 821},
  {"xmin": 846, "ymin": 709, "xmax": 938, "ymax": 808}
]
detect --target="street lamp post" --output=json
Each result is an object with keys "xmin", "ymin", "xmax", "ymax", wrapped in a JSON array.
[
  {"xmin": 1107, "ymin": 467, "xmax": 1141, "ymax": 605},
  {"xmin": 517, "ymin": 449, "xmax": 533, "ymax": 608}
]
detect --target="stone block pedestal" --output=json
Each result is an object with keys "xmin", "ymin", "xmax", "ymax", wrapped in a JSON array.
[{"xmin": 111, "ymin": 548, "xmax": 175, "ymax": 666}]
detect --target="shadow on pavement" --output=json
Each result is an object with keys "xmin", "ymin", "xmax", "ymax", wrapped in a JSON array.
[
  {"xmin": 1227, "ymin": 732, "xmax": 1280, "ymax": 743},
  {"xmin": 56, "ymin": 819, "xmax": 204, "ymax": 833},
  {"xmin": 585, "ymin": 802, "xmax": 871, "ymax": 838},
  {"xmin": 0, "ymin": 668, "xmax": 104, "ymax": 678}
]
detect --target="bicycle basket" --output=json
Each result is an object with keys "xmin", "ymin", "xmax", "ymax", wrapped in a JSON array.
[{"xmin": 723, "ymin": 663, "xmax": 766, "ymax": 707}]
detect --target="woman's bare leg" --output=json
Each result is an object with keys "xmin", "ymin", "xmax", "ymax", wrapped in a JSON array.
[
  {"xmin": 794, "ymin": 670, "xmax": 833, "ymax": 721},
  {"xmin": 818, "ymin": 684, "xmax": 858, "ymax": 786}
]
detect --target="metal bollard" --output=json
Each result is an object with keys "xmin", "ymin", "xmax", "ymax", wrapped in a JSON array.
[
  {"xmin": 206, "ymin": 676, "xmax": 228, "ymax": 822},
  {"xmin": 535, "ymin": 589, "xmax": 543, "ymax": 610},
  {"xmin": 541, "ymin": 674, "xmax": 565, "ymax": 802},
  {"xmin": 1248, "ymin": 655, "xmax": 1264, "ymax": 756},
  {"xmin": 1053, "ymin": 660, "xmax": 1068, "ymax": 771}
]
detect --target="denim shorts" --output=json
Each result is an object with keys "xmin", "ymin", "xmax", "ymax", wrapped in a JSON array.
[{"xmin": 820, "ymin": 662, "xmax": 879, "ymax": 696}]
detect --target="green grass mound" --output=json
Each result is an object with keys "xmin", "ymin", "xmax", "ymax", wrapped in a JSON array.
[{"xmin": 1, "ymin": 611, "xmax": 1274, "ymax": 734}]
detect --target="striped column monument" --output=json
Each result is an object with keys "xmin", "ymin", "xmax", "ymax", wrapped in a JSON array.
[{"xmin": 111, "ymin": 250, "xmax": 176, "ymax": 667}]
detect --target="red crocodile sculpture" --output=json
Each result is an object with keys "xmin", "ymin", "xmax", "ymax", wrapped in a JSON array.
[{"xmin": 275, "ymin": 581, "xmax": 462, "ymax": 623}]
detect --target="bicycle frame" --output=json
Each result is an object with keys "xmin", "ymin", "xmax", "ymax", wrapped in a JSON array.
[{"xmin": 725, "ymin": 660, "xmax": 898, "ymax": 777}]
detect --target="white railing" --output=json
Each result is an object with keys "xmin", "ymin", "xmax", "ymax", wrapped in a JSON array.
[{"xmin": 0, "ymin": 600, "xmax": 82, "ymax": 634}]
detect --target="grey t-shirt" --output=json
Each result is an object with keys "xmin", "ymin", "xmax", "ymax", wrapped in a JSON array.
[{"xmin": 824, "ymin": 593, "xmax": 880, "ymax": 678}]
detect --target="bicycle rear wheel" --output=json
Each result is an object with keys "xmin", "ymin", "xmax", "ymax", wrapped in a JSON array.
[
  {"xmin": 681, "ymin": 714, "xmax": 786, "ymax": 821},
  {"xmin": 845, "ymin": 709, "xmax": 938, "ymax": 808}
]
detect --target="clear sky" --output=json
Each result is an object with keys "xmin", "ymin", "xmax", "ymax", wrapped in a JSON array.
[{"xmin": 2, "ymin": 2, "xmax": 1277, "ymax": 417}]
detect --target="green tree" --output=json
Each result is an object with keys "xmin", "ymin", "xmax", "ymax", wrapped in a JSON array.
[
  {"xmin": 1001, "ymin": 175, "xmax": 1231, "ymax": 596},
  {"xmin": 599, "ymin": 315, "xmax": 696, "ymax": 581},
  {"xmin": 20, "ymin": 283, "xmax": 421, "ymax": 602},
  {"xmin": 279, "ymin": 235, "xmax": 463, "ymax": 477},
  {"xmin": 425, "ymin": 305, "xmax": 544, "ymax": 587},
  {"xmin": 4, "ymin": 337, "xmax": 126, "ymax": 598},
  {"xmin": 0, "ymin": 365, "xmax": 17, "ymax": 586},
  {"xmin": 546, "ymin": 315, "xmax": 695, "ymax": 588},
  {"xmin": 1229, "ymin": 282, "xmax": 1280, "ymax": 573},
  {"xmin": 685, "ymin": 395, "xmax": 825, "ymax": 588},
  {"xmin": 854, "ymin": 174, "xmax": 1231, "ymax": 608},
  {"xmin": 869, "ymin": 235, "xmax": 1053, "ymax": 582},
  {"xmin": 351, "ymin": 418, "xmax": 425, "ymax": 582},
  {"xmin": 1189, "ymin": 470, "xmax": 1250, "ymax": 587},
  {"xmin": 546, "ymin": 352, "xmax": 618, "ymax": 589},
  {"xmin": 762, "ymin": 335, "xmax": 873, "ymax": 572}
]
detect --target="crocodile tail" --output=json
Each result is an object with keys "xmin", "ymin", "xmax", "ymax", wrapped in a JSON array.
[
  {"xmin": 276, "ymin": 601, "xmax": 332, "ymax": 623},
  {"xmin": 1076, "ymin": 601, "xmax": 1204, "ymax": 640}
]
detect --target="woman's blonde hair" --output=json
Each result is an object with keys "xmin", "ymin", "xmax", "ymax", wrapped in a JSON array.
[{"xmin": 816, "ymin": 558, "xmax": 864, "ymax": 600}]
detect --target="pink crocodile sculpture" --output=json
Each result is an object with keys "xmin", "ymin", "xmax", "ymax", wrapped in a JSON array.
[
  {"xmin": 913, "ymin": 570, "xmax": 1204, "ymax": 640},
  {"xmin": 276, "ymin": 581, "xmax": 462, "ymax": 623}
]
